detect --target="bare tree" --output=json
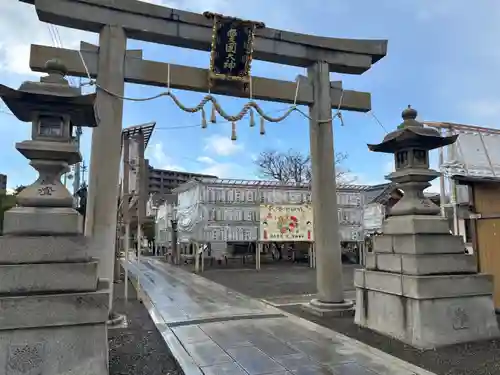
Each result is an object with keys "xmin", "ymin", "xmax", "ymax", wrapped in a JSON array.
[{"xmin": 255, "ymin": 149, "xmax": 353, "ymax": 184}]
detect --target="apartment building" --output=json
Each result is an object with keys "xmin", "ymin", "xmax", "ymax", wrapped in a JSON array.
[{"xmin": 146, "ymin": 162, "xmax": 217, "ymax": 195}]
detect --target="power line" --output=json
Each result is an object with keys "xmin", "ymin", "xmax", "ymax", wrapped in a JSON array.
[
  {"xmin": 45, "ymin": 23, "xmax": 78, "ymax": 87},
  {"xmin": 51, "ymin": 25, "xmax": 64, "ymax": 48},
  {"xmin": 155, "ymin": 124, "xmax": 204, "ymax": 130},
  {"xmin": 365, "ymin": 111, "xmax": 388, "ymax": 133}
]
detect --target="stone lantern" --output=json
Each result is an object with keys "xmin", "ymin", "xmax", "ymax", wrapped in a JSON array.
[
  {"xmin": 0, "ymin": 60, "xmax": 109, "ymax": 374},
  {"xmin": 0, "ymin": 59, "xmax": 97, "ymax": 234},
  {"xmin": 369, "ymin": 106, "xmax": 458, "ymax": 217},
  {"xmin": 354, "ymin": 106, "xmax": 499, "ymax": 349}
]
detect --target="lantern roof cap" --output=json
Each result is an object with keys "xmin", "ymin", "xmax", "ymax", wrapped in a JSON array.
[
  {"xmin": 402, "ymin": 105, "xmax": 418, "ymax": 122},
  {"xmin": 0, "ymin": 59, "xmax": 97, "ymax": 127},
  {"xmin": 367, "ymin": 105, "xmax": 458, "ymax": 154}
]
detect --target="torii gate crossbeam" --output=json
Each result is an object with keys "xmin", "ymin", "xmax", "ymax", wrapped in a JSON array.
[
  {"xmin": 29, "ymin": 44, "xmax": 372, "ymax": 111},
  {"xmin": 23, "ymin": 0, "xmax": 387, "ymax": 315},
  {"xmin": 21, "ymin": 0, "xmax": 386, "ymax": 73}
]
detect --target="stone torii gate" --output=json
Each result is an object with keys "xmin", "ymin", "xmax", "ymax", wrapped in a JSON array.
[{"xmin": 23, "ymin": 0, "xmax": 387, "ymax": 312}]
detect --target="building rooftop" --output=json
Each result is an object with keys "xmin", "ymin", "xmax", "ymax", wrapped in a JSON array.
[
  {"xmin": 176, "ymin": 177, "xmax": 378, "ymax": 191},
  {"xmin": 148, "ymin": 166, "xmax": 217, "ymax": 178},
  {"xmin": 452, "ymin": 174, "xmax": 500, "ymax": 184},
  {"xmin": 364, "ymin": 183, "xmax": 398, "ymax": 205},
  {"xmin": 122, "ymin": 122, "xmax": 156, "ymax": 149}
]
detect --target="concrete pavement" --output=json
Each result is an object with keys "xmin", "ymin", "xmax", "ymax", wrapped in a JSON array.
[{"xmin": 124, "ymin": 257, "xmax": 436, "ymax": 375}]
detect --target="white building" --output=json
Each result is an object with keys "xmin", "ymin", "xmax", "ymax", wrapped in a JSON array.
[
  {"xmin": 154, "ymin": 178, "xmax": 380, "ymax": 261},
  {"xmin": 150, "ymin": 193, "xmax": 177, "ymax": 251}
]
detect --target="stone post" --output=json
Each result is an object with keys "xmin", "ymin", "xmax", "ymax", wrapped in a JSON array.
[
  {"xmin": 0, "ymin": 60, "xmax": 109, "ymax": 374},
  {"xmin": 303, "ymin": 61, "xmax": 353, "ymax": 316}
]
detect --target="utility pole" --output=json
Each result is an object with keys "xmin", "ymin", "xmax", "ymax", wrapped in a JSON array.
[
  {"xmin": 81, "ymin": 161, "xmax": 87, "ymax": 186},
  {"xmin": 72, "ymin": 77, "xmax": 83, "ymax": 196},
  {"xmin": 73, "ymin": 126, "xmax": 83, "ymax": 195}
]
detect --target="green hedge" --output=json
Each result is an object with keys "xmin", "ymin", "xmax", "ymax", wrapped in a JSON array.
[{"xmin": 0, "ymin": 194, "xmax": 17, "ymax": 235}]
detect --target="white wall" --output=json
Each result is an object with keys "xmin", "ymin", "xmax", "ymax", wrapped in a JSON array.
[
  {"xmin": 119, "ymin": 137, "xmax": 140, "ymax": 195},
  {"xmin": 155, "ymin": 201, "xmax": 175, "ymax": 246},
  {"xmin": 174, "ymin": 181, "xmax": 366, "ymax": 243},
  {"xmin": 447, "ymin": 130, "xmax": 500, "ymax": 178}
]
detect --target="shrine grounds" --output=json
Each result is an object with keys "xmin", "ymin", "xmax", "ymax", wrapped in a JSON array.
[
  {"xmin": 189, "ymin": 260, "xmax": 500, "ymax": 375},
  {"xmin": 197, "ymin": 260, "xmax": 358, "ymax": 302},
  {"xmin": 109, "ymin": 278, "xmax": 184, "ymax": 375}
]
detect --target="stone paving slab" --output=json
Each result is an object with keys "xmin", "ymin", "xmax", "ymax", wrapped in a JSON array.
[
  {"xmin": 127, "ymin": 259, "xmax": 282, "ymax": 325},
  {"xmin": 124, "ymin": 258, "xmax": 436, "ymax": 375}
]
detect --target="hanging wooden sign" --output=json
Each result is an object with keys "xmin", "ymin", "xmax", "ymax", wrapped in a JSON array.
[{"xmin": 204, "ymin": 12, "xmax": 264, "ymax": 85}]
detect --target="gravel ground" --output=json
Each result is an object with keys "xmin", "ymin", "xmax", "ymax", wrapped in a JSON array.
[
  {"xmin": 282, "ymin": 306, "xmax": 500, "ymax": 375},
  {"xmin": 109, "ymin": 276, "xmax": 184, "ymax": 375},
  {"xmin": 194, "ymin": 260, "xmax": 359, "ymax": 298}
]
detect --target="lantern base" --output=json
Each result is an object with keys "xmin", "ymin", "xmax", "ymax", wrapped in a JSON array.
[
  {"xmin": 355, "ymin": 214, "xmax": 499, "ymax": 348},
  {"xmin": 354, "ymin": 272, "xmax": 499, "ymax": 349},
  {"xmin": 0, "ymin": 285, "xmax": 109, "ymax": 375},
  {"xmin": 0, "ymin": 323, "xmax": 108, "ymax": 375},
  {"xmin": 3, "ymin": 206, "xmax": 83, "ymax": 236}
]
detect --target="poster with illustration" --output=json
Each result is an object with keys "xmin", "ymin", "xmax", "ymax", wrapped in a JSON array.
[{"xmin": 259, "ymin": 204, "xmax": 314, "ymax": 242}]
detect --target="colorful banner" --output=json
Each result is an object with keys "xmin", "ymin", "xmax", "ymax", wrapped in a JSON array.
[{"xmin": 259, "ymin": 204, "xmax": 314, "ymax": 242}]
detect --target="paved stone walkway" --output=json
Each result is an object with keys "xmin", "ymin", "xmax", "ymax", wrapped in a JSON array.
[{"xmin": 124, "ymin": 257, "xmax": 436, "ymax": 375}]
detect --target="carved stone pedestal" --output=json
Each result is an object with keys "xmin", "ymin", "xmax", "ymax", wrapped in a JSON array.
[
  {"xmin": 355, "ymin": 215, "xmax": 499, "ymax": 349},
  {"xmin": 0, "ymin": 235, "xmax": 109, "ymax": 375}
]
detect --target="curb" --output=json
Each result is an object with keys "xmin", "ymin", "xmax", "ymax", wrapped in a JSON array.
[{"xmin": 126, "ymin": 261, "xmax": 204, "ymax": 375}]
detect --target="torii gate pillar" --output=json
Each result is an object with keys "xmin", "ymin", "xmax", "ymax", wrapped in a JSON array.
[
  {"xmin": 306, "ymin": 61, "xmax": 352, "ymax": 312},
  {"xmin": 84, "ymin": 25, "xmax": 126, "ymax": 307}
]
